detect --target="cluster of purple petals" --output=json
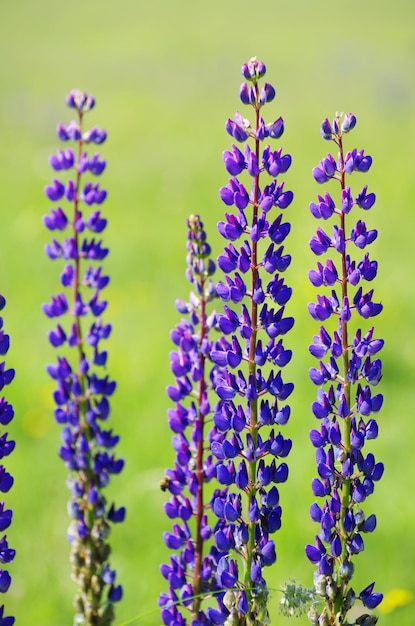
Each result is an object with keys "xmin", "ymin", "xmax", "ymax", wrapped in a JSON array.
[
  {"xmin": 0, "ymin": 297, "xmax": 16, "ymax": 626},
  {"xmin": 160, "ymin": 215, "xmax": 229, "ymax": 625},
  {"xmin": 209, "ymin": 57, "xmax": 294, "ymax": 624},
  {"xmin": 306, "ymin": 114, "xmax": 383, "ymax": 624},
  {"xmin": 43, "ymin": 90, "xmax": 124, "ymax": 625}
]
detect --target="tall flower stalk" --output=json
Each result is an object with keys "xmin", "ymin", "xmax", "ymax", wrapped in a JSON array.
[
  {"xmin": 43, "ymin": 90, "xmax": 125, "ymax": 626},
  {"xmin": 211, "ymin": 57, "xmax": 294, "ymax": 625},
  {"xmin": 306, "ymin": 114, "xmax": 383, "ymax": 626},
  {"xmin": 159, "ymin": 214, "xmax": 226, "ymax": 625},
  {"xmin": 0, "ymin": 295, "xmax": 16, "ymax": 626}
]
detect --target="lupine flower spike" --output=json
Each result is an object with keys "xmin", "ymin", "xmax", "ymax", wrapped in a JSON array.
[
  {"xmin": 306, "ymin": 113, "xmax": 383, "ymax": 626},
  {"xmin": 43, "ymin": 90, "xmax": 125, "ymax": 626},
  {"xmin": 0, "ymin": 296, "xmax": 16, "ymax": 626},
  {"xmin": 159, "ymin": 215, "xmax": 228, "ymax": 624},
  {"xmin": 211, "ymin": 57, "xmax": 294, "ymax": 625}
]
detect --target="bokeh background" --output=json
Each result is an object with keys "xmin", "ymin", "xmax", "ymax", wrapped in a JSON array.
[{"xmin": 0, "ymin": 0, "xmax": 414, "ymax": 624}]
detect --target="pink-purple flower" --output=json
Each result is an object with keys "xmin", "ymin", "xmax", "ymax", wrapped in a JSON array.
[{"xmin": 160, "ymin": 215, "xmax": 228, "ymax": 624}]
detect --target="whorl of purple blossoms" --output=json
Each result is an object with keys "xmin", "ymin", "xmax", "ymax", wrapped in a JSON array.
[
  {"xmin": 211, "ymin": 57, "xmax": 294, "ymax": 625},
  {"xmin": 43, "ymin": 90, "xmax": 125, "ymax": 626},
  {"xmin": 0, "ymin": 296, "xmax": 16, "ymax": 626},
  {"xmin": 306, "ymin": 113, "xmax": 383, "ymax": 626},
  {"xmin": 159, "ymin": 215, "xmax": 230, "ymax": 625}
]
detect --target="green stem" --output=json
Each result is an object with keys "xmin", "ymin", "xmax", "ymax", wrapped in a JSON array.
[
  {"xmin": 244, "ymin": 84, "xmax": 261, "ymax": 611},
  {"xmin": 334, "ymin": 131, "xmax": 352, "ymax": 619}
]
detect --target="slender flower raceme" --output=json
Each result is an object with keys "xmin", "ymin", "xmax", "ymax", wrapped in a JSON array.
[
  {"xmin": 43, "ymin": 90, "xmax": 125, "ymax": 626},
  {"xmin": 306, "ymin": 114, "xmax": 383, "ymax": 626},
  {"xmin": 159, "ymin": 215, "xmax": 228, "ymax": 625},
  {"xmin": 211, "ymin": 57, "xmax": 294, "ymax": 625},
  {"xmin": 0, "ymin": 296, "xmax": 16, "ymax": 626}
]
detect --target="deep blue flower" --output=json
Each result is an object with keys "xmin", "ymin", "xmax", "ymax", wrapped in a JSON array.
[
  {"xmin": 0, "ymin": 297, "xmax": 15, "ymax": 626},
  {"xmin": 211, "ymin": 58, "xmax": 294, "ymax": 624},
  {"xmin": 306, "ymin": 113, "xmax": 383, "ymax": 623},
  {"xmin": 43, "ymin": 90, "xmax": 124, "ymax": 625},
  {"xmin": 360, "ymin": 582, "xmax": 383, "ymax": 609}
]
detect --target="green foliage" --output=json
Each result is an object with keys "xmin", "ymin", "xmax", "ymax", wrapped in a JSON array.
[{"xmin": 279, "ymin": 581, "xmax": 317, "ymax": 618}]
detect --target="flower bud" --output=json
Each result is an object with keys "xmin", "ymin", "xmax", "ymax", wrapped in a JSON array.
[
  {"xmin": 320, "ymin": 118, "xmax": 333, "ymax": 140},
  {"xmin": 239, "ymin": 83, "xmax": 251, "ymax": 105},
  {"xmin": 326, "ymin": 579, "xmax": 337, "ymax": 601},
  {"xmin": 344, "ymin": 587, "xmax": 356, "ymax": 610},
  {"xmin": 268, "ymin": 117, "xmax": 284, "ymax": 139},
  {"xmin": 339, "ymin": 558, "xmax": 355, "ymax": 582},
  {"xmin": 341, "ymin": 113, "xmax": 357, "ymax": 133},
  {"xmin": 314, "ymin": 573, "xmax": 327, "ymax": 597},
  {"xmin": 241, "ymin": 56, "xmax": 266, "ymax": 81},
  {"xmin": 259, "ymin": 82, "xmax": 276, "ymax": 105},
  {"xmin": 356, "ymin": 615, "xmax": 378, "ymax": 626}
]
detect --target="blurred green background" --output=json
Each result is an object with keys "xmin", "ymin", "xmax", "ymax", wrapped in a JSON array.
[{"xmin": 0, "ymin": 0, "xmax": 414, "ymax": 624}]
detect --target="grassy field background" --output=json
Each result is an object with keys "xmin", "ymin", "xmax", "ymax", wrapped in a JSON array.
[{"xmin": 0, "ymin": 0, "xmax": 415, "ymax": 624}]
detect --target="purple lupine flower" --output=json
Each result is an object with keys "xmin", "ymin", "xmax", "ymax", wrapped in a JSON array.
[
  {"xmin": 0, "ymin": 297, "xmax": 16, "ymax": 626},
  {"xmin": 212, "ymin": 57, "xmax": 294, "ymax": 625},
  {"xmin": 306, "ymin": 113, "xmax": 383, "ymax": 624},
  {"xmin": 159, "ymin": 215, "xmax": 229, "ymax": 624},
  {"xmin": 43, "ymin": 91, "xmax": 124, "ymax": 626}
]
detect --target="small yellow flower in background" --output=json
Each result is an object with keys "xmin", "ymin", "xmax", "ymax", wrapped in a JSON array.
[{"xmin": 379, "ymin": 588, "xmax": 414, "ymax": 614}]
